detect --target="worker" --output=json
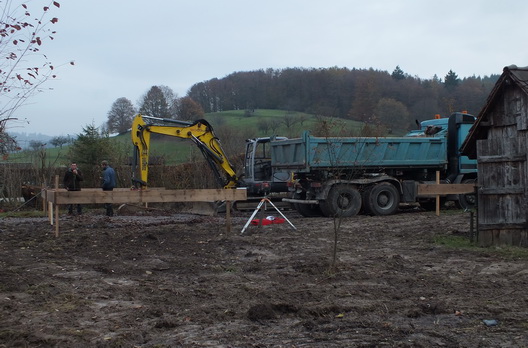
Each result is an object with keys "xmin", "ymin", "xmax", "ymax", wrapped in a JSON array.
[
  {"xmin": 63, "ymin": 162, "xmax": 83, "ymax": 215},
  {"xmin": 101, "ymin": 160, "xmax": 117, "ymax": 216}
]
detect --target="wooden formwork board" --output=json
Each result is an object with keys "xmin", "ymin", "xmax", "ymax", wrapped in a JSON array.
[
  {"xmin": 417, "ymin": 172, "xmax": 476, "ymax": 216},
  {"xmin": 45, "ymin": 187, "xmax": 247, "ymax": 237},
  {"xmin": 45, "ymin": 188, "xmax": 247, "ymax": 204},
  {"xmin": 417, "ymin": 183, "xmax": 475, "ymax": 195}
]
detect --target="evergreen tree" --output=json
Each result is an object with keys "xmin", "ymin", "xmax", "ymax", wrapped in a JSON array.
[
  {"xmin": 444, "ymin": 70, "xmax": 460, "ymax": 90},
  {"xmin": 68, "ymin": 123, "xmax": 112, "ymax": 167},
  {"xmin": 67, "ymin": 123, "xmax": 115, "ymax": 186},
  {"xmin": 391, "ymin": 66, "xmax": 406, "ymax": 80}
]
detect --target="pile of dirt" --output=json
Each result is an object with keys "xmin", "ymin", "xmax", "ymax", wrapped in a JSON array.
[{"xmin": 0, "ymin": 208, "xmax": 527, "ymax": 347}]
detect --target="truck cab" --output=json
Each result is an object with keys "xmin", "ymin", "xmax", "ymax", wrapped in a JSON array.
[{"xmin": 406, "ymin": 112, "xmax": 477, "ymax": 183}]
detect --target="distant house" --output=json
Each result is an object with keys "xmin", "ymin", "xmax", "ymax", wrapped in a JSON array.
[{"xmin": 461, "ymin": 65, "xmax": 528, "ymax": 247}]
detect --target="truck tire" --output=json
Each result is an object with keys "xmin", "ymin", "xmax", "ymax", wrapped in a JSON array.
[
  {"xmin": 293, "ymin": 193, "xmax": 323, "ymax": 217},
  {"xmin": 320, "ymin": 185, "xmax": 361, "ymax": 217},
  {"xmin": 362, "ymin": 182, "xmax": 400, "ymax": 216},
  {"xmin": 456, "ymin": 178, "xmax": 476, "ymax": 210}
]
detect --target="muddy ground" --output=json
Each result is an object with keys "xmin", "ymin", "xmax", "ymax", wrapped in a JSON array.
[{"xmin": 0, "ymin": 205, "xmax": 527, "ymax": 348}]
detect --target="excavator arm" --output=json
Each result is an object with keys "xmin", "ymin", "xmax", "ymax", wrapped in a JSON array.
[{"xmin": 131, "ymin": 114, "xmax": 239, "ymax": 189}]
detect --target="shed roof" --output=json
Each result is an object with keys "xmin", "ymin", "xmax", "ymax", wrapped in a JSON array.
[{"xmin": 460, "ymin": 65, "xmax": 528, "ymax": 158}]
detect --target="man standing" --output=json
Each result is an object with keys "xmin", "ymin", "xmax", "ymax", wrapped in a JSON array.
[
  {"xmin": 101, "ymin": 160, "xmax": 117, "ymax": 216},
  {"xmin": 63, "ymin": 162, "xmax": 83, "ymax": 215}
]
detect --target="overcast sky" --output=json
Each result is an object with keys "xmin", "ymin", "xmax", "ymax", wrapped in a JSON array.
[{"xmin": 11, "ymin": 0, "xmax": 528, "ymax": 137}]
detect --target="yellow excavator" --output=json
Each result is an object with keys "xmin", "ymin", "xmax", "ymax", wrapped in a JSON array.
[{"xmin": 131, "ymin": 114, "xmax": 239, "ymax": 190}]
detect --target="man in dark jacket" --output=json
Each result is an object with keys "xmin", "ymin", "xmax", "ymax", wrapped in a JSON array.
[
  {"xmin": 101, "ymin": 160, "xmax": 116, "ymax": 216},
  {"xmin": 63, "ymin": 162, "xmax": 83, "ymax": 215}
]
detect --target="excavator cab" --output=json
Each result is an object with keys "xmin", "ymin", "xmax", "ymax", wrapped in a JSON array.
[{"xmin": 243, "ymin": 136, "xmax": 288, "ymax": 196}]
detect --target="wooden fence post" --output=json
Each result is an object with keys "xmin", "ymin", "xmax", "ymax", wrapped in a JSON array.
[{"xmin": 54, "ymin": 175, "xmax": 59, "ymax": 237}]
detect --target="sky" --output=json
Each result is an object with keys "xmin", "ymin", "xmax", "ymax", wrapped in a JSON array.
[{"xmin": 10, "ymin": 0, "xmax": 528, "ymax": 137}]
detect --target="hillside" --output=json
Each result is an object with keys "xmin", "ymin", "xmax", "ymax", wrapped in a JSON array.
[
  {"xmin": 6, "ymin": 110, "xmax": 381, "ymax": 168},
  {"xmin": 104, "ymin": 110, "xmax": 372, "ymax": 166},
  {"xmin": 187, "ymin": 67, "xmax": 499, "ymax": 132}
]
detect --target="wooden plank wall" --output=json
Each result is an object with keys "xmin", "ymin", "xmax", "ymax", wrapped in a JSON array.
[{"xmin": 476, "ymin": 86, "xmax": 528, "ymax": 246}]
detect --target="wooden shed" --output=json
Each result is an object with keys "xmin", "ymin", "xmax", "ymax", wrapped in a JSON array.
[{"xmin": 461, "ymin": 65, "xmax": 528, "ymax": 247}]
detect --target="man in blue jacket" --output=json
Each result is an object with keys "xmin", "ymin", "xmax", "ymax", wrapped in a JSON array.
[{"xmin": 101, "ymin": 160, "xmax": 116, "ymax": 216}]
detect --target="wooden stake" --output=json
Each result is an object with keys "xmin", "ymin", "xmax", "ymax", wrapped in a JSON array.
[
  {"xmin": 435, "ymin": 171, "xmax": 440, "ymax": 216},
  {"xmin": 54, "ymin": 175, "xmax": 59, "ymax": 237},
  {"xmin": 48, "ymin": 202, "xmax": 53, "ymax": 225},
  {"xmin": 41, "ymin": 183, "xmax": 46, "ymax": 212},
  {"xmin": 225, "ymin": 201, "xmax": 232, "ymax": 234}
]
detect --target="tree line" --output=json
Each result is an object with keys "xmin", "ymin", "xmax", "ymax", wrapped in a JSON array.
[
  {"xmin": 105, "ymin": 86, "xmax": 204, "ymax": 134},
  {"xmin": 186, "ymin": 66, "xmax": 499, "ymax": 130},
  {"xmin": 104, "ymin": 66, "xmax": 499, "ymax": 135}
]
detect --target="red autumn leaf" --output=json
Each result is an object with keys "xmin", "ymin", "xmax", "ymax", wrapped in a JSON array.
[
  {"xmin": 53, "ymin": 2, "xmax": 60, "ymax": 8},
  {"xmin": 51, "ymin": 18, "xmax": 58, "ymax": 24},
  {"xmin": 43, "ymin": 6, "xmax": 49, "ymax": 11}
]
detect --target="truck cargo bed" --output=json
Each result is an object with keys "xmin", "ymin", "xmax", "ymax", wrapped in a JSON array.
[{"xmin": 271, "ymin": 131, "xmax": 447, "ymax": 172}]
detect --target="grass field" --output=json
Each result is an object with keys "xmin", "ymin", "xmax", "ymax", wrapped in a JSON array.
[{"xmin": 7, "ymin": 109, "xmax": 369, "ymax": 166}]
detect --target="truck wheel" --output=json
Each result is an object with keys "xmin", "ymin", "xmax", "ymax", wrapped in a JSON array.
[
  {"xmin": 363, "ymin": 182, "xmax": 400, "ymax": 216},
  {"xmin": 320, "ymin": 185, "xmax": 361, "ymax": 217},
  {"xmin": 293, "ymin": 193, "xmax": 323, "ymax": 217},
  {"xmin": 456, "ymin": 178, "xmax": 476, "ymax": 210}
]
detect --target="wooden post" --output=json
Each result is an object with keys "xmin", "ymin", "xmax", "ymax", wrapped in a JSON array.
[
  {"xmin": 435, "ymin": 171, "xmax": 440, "ymax": 216},
  {"xmin": 469, "ymin": 211, "xmax": 474, "ymax": 243},
  {"xmin": 48, "ymin": 201, "xmax": 53, "ymax": 225},
  {"xmin": 225, "ymin": 201, "xmax": 232, "ymax": 234},
  {"xmin": 54, "ymin": 175, "xmax": 60, "ymax": 237},
  {"xmin": 41, "ymin": 183, "xmax": 46, "ymax": 212}
]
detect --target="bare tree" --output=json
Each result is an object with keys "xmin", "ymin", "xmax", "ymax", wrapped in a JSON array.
[
  {"xmin": 158, "ymin": 85, "xmax": 179, "ymax": 119},
  {"xmin": 268, "ymin": 119, "xmax": 282, "ymax": 134},
  {"xmin": 107, "ymin": 97, "xmax": 136, "ymax": 133},
  {"xmin": 138, "ymin": 86, "xmax": 170, "ymax": 118},
  {"xmin": 281, "ymin": 113, "xmax": 299, "ymax": 137},
  {"xmin": 256, "ymin": 118, "xmax": 271, "ymax": 134},
  {"xmin": 0, "ymin": 1, "xmax": 70, "ymax": 154},
  {"xmin": 50, "ymin": 135, "xmax": 71, "ymax": 148},
  {"xmin": 178, "ymin": 96, "xmax": 204, "ymax": 121}
]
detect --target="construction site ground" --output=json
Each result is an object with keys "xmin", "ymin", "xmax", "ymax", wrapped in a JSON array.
[{"xmin": 0, "ymin": 205, "xmax": 527, "ymax": 347}]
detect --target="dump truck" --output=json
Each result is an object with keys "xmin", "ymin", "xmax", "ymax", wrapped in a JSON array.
[{"xmin": 269, "ymin": 112, "xmax": 477, "ymax": 217}]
